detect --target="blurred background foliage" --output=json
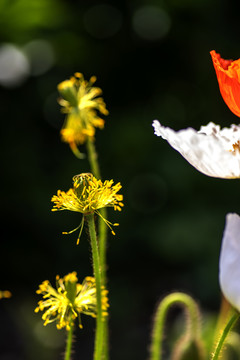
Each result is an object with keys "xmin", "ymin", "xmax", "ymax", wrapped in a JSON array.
[{"xmin": 1, "ymin": 0, "xmax": 240, "ymax": 359}]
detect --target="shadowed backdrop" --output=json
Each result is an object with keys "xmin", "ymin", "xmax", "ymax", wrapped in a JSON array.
[{"xmin": 1, "ymin": 0, "xmax": 240, "ymax": 359}]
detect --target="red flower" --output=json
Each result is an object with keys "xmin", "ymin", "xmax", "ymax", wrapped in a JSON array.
[{"xmin": 210, "ymin": 50, "xmax": 240, "ymax": 117}]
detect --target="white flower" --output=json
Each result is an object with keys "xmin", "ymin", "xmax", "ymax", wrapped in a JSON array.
[
  {"xmin": 152, "ymin": 120, "xmax": 240, "ymax": 178},
  {"xmin": 219, "ymin": 213, "xmax": 240, "ymax": 311}
]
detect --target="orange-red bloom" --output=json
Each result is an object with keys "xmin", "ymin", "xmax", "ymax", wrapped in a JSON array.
[{"xmin": 210, "ymin": 50, "xmax": 240, "ymax": 117}]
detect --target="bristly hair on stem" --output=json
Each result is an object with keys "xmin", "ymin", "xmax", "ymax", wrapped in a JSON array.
[
  {"xmin": 211, "ymin": 311, "xmax": 239, "ymax": 360},
  {"xmin": 86, "ymin": 213, "xmax": 106, "ymax": 360},
  {"xmin": 64, "ymin": 319, "xmax": 75, "ymax": 360},
  {"xmin": 149, "ymin": 292, "xmax": 205, "ymax": 360}
]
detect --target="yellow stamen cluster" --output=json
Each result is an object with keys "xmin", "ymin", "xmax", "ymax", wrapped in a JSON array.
[
  {"xmin": 52, "ymin": 173, "xmax": 123, "ymax": 213},
  {"xmin": 58, "ymin": 73, "xmax": 108, "ymax": 157},
  {"xmin": 35, "ymin": 272, "xmax": 109, "ymax": 330},
  {"xmin": 0, "ymin": 290, "xmax": 11, "ymax": 299},
  {"xmin": 51, "ymin": 173, "xmax": 123, "ymax": 242}
]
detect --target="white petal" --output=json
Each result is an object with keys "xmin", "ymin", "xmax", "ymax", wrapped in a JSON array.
[
  {"xmin": 219, "ymin": 213, "xmax": 240, "ymax": 311},
  {"xmin": 152, "ymin": 120, "xmax": 240, "ymax": 178}
]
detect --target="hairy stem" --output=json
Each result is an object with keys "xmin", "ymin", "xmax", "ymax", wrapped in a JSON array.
[
  {"xmin": 150, "ymin": 292, "xmax": 201, "ymax": 360},
  {"xmin": 86, "ymin": 139, "xmax": 108, "ymax": 282},
  {"xmin": 86, "ymin": 213, "xmax": 104, "ymax": 360},
  {"xmin": 211, "ymin": 311, "xmax": 239, "ymax": 360},
  {"xmin": 86, "ymin": 138, "xmax": 101, "ymax": 179},
  {"xmin": 64, "ymin": 320, "xmax": 74, "ymax": 360},
  {"xmin": 86, "ymin": 138, "xmax": 108, "ymax": 360}
]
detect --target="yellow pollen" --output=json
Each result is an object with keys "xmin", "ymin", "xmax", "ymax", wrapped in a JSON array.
[
  {"xmin": 35, "ymin": 273, "xmax": 108, "ymax": 330},
  {"xmin": 57, "ymin": 73, "xmax": 108, "ymax": 156},
  {"xmin": 51, "ymin": 173, "xmax": 123, "ymax": 242},
  {"xmin": 232, "ymin": 141, "xmax": 240, "ymax": 152}
]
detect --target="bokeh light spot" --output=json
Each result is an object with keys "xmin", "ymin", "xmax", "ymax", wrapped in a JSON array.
[
  {"xmin": 132, "ymin": 6, "xmax": 171, "ymax": 41},
  {"xmin": 84, "ymin": 4, "xmax": 122, "ymax": 39},
  {"xmin": 0, "ymin": 44, "xmax": 29, "ymax": 87},
  {"xmin": 23, "ymin": 39, "xmax": 55, "ymax": 76}
]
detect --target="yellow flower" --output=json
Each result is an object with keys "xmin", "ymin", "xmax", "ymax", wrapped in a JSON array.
[
  {"xmin": 35, "ymin": 272, "xmax": 109, "ymax": 330},
  {"xmin": 58, "ymin": 73, "xmax": 108, "ymax": 158},
  {"xmin": 0, "ymin": 290, "xmax": 11, "ymax": 299},
  {"xmin": 51, "ymin": 173, "xmax": 123, "ymax": 243}
]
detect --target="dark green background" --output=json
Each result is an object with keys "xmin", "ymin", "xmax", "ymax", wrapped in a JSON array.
[{"xmin": 1, "ymin": 0, "xmax": 240, "ymax": 359}]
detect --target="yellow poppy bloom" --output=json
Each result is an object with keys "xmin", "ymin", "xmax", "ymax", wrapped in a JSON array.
[
  {"xmin": 58, "ymin": 73, "xmax": 108, "ymax": 158},
  {"xmin": 51, "ymin": 173, "xmax": 123, "ymax": 243},
  {"xmin": 35, "ymin": 272, "xmax": 109, "ymax": 330}
]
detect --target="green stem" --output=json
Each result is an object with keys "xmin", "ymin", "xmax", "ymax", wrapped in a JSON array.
[
  {"xmin": 86, "ymin": 138, "xmax": 109, "ymax": 360},
  {"xmin": 150, "ymin": 292, "xmax": 201, "ymax": 360},
  {"xmin": 86, "ymin": 138, "xmax": 107, "ymax": 282},
  {"xmin": 64, "ymin": 320, "xmax": 74, "ymax": 360},
  {"xmin": 98, "ymin": 207, "xmax": 108, "ymax": 283},
  {"xmin": 212, "ymin": 295, "xmax": 232, "ymax": 353},
  {"xmin": 211, "ymin": 311, "xmax": 239, "ymax": 360},
  {"xmin": 86, "ymin": 213, "xmax": 104, "ymax": 360},
  {"xmin": 86, "ymin": 138, "xmax": 101, "ymax": 179}
]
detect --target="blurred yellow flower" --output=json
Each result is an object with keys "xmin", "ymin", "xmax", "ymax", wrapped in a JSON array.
[
  {"xmin": 0, "ymin": 290, "xmax": 11, "ymax": 299},
  {"xmin": 58, "ymin": 73, "xmax": 108, "ymax": 158},
  {"xmin": 35, "ymin": 272, "xmax": 109, "ymax": 330},
  {"xmin": 51, "ymin": 173, "xmax": 123, "ymax": 243}
]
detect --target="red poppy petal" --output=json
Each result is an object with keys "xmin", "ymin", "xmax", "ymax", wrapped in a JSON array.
[{"xmin": 210, "ymin": 50, "xmax": 240, "ymax": 117}]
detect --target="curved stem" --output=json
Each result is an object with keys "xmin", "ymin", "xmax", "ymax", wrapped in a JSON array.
[
  {"xmin": 150, "ymin": 292, "xmax": 201, "ymax": 360},
  {"xmin": 64, "ymin": 320, "xmax": 74, "ymax": 360},
  {"xmin": 211, "ymin": 311, "xmax": 239, "ymax": 360},
  {"xmin": 86, "ymin": 213, "xmax": 104, "ymax": 360}
]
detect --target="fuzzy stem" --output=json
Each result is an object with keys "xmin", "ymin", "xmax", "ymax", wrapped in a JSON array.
[
  {"xmin": 86, "ymin": 138, "xmax": 108, "ymax": 360},
  {"xmin": 86, "ymin": 138, "xmax": 101, "ymax": 179},
  {"xmin": 150, "ymin": 292, "xmax": 201, "ymax": 360},
  {"xmin": 64, "ymin": 320, "xmax": 74, "ymax": 360},
  {"xmin": 86, "ymin": 213, "xmax": 104, "ymax": 360},
  {"xmin": 98, "ymin": 207, "xmax": 108, "ymax": 284},
  {"xmin": 213, "ymin": 295, "xmax": 232, "ymax": 345},
  {"xmin": 211, "ymin": 311, "xmax": 239, "ymax": 360},
  {"xmin": 86, "ymin": 139, "xmax": 108, "ymax": 282}
]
